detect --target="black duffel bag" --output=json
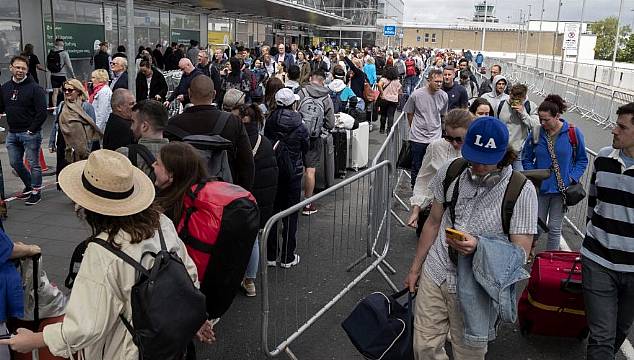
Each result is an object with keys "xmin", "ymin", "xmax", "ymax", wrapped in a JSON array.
[{"xmin": 342, "ymin": 288, "xmax": 414, "ymax": 360}]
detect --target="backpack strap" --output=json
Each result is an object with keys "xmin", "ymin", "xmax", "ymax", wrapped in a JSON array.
[
  {"xmin": 501, "ymin": 171, "xmax": 528, "ymax": 235},
  {"xmin": 442, "ymin": 158, "xmax": 469, "ymax": 225},
  {"xmin": 91, "ymin": 238, "xmax": 151, "ymax": 277},
  {"xmin": 179, "ymin": 182, "xmax": 215, "ymax": 254},
  {"xmin": 128, "ymin": 143, "xmax": 157, "ymax": 181},
  {"xmin": 212, "ymin": 111, "xmax": 230, "ymax": 135},
  {"xmin": 497, "ymin": 100, "xmax": 505, "ymax": 117},
  {"xmin": 568, "ymin": 124, "xmax": 578, "ymax": 161},
  {"xmin": 252, "ymin": 134, "xmax": 262, "ymax": 156},
  {"xmin": 164, "ymin": 124, "xmax": 191, "ymax": 140}
]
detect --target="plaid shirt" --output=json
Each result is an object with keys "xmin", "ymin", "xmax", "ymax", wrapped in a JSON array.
[{"xmin": 423, "ymin": 163, "xmax": 538, "ymax": 293}]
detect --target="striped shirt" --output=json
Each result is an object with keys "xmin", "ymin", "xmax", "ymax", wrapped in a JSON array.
[
  {"xmin": 582, "ymin": 147, "xmax": 634, "ymax": 272},
  {"xmin": 423, "ymin": 163, "xmax": 538, "ymax": 293}
]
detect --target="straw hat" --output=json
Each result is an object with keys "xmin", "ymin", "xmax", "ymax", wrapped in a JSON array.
[{"xmin": 58, "ymin": 150, "xmax": 155, "ymax": 216}]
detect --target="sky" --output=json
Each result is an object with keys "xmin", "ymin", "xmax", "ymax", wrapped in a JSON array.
[{"xmin": 403, "ymin": 0, "xmax": 634, "ymax": 25}]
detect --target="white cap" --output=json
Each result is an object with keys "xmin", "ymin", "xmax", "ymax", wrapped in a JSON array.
[{"xmin": 275, "ymin": 88, "xmax": 300, "ymax": 107}]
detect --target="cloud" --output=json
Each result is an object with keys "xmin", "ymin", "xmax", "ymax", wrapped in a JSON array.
[{"xmin": 403, "ymin": 0, "xmax": 633, "ymax": 24}]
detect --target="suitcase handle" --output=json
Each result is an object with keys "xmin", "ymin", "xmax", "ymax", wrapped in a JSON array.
[{"xmin": 561, "ymin": 258, "xmax": 582, "ymax": 295}]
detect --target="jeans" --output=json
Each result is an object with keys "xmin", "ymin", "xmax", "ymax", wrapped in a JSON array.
[
  {"xmin": 583, "ymin": 257, "xmax": 634, "ymax": 360},
  {"xmin": 537, "ymin": 193, "xmax": 564, "ymax": 250},
  {"xmin": 410, "ymin": 141, "xmax": 429, "ymax": 189},
  {"xmin": 245, "ymin": 234, "xmax": 260, "ymax": 279},
  {"xmin": 404, "ymin": 75, "xmax": 419, "ymax": 95},
  {"xmin": 267, "ymin": 174, "xmax": 302, "ymax": 264},
  {"xmin": 6, "ymin": 131, "xmax": 43, "ymax": 190},
  {"xmin": 379, "ymin": 100, "xmax": 398, "ymax": 132}
]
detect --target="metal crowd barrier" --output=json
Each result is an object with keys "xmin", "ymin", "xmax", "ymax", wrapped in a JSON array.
[
  {"xmin": 490, "ymin": 57, "xmax": 634, "ymax": 129},
  {"xmin": 260, "ymin": 160, "xmax": 394, "ymax": 358}
]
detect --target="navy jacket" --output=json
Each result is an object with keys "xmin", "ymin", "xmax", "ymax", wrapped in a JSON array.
[
  {"xmin": 135, "ymin": 70, "xmax": 168, "ymax": 101},
  {"xmin": 443, "ymin": 82, "xmax": 469, "ymax": 110},
  {"xmin": 111, "ymin": 71, "xmax": 129, "ymax": 91},
  {"xmin": 0, "ymin": 75, "xmax": 47, "ymax": 133},
  {"xmin": 264, "ymin": 107, "xmax": 309, "ymax": 176},
  {"xmin": 274, "ymin": 53, "xmax": 295, "ymax": 71},
  {"xmin": 168, "ymin": 68, "xmax": 203, "ymax": 103}
]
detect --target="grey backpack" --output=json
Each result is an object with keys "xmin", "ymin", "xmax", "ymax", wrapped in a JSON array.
[
  {"xmin": 165, "ymin": 112, "xmax": 234, "ymax": 183},
  {"xmin": 298, "ymin": 88, "xmax": 326, "ymax": 138}
]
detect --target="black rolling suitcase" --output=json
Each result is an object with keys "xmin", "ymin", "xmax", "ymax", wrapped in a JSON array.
[
  {"xmin": 315, "ymin": 133, "xmax": 335, "ymax": 192},
  {"xmin": 332, "ymin": 129, "xmax": 348, "ymax": 179}
]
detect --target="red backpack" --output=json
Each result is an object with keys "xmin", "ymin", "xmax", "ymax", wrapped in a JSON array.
[
  {"xmin": 178, "ymin": 181, "xmax": 259, "ymax": 318},
  {"xmin": 405, "ymin": 58, "xmax": 417, "ymax": 77}
]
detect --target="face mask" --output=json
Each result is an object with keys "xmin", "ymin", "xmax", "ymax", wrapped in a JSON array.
[{"xmin": 467, "ymin": 167, "xmax": 503, "ymax": 187}]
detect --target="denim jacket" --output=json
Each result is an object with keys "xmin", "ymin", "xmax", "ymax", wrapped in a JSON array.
[{"xmin": 457, "ymin": 234, "xmax": 529, "ymax": 347}]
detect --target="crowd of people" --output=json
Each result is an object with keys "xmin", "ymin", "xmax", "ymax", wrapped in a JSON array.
[{"xmin": 0, "ymin": 40, "xmax": 631, "ymax": 360}]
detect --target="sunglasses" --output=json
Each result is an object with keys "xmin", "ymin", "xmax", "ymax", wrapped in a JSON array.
[
  {"xmin": 443, "ymin": 135, "xmax": 463, "ymax": 144},
  {"xmin": 63, "ymin": 88, "xmax": 75, "ymax": 93}
]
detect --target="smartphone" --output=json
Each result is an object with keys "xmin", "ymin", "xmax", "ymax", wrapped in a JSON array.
[
  {"xmin": 510, "ymin": 99, "xmax": 521, "ymax": 107},
  {"xmin": 445, "ymin": 228, "xmax": 466, "ymax": 242}
]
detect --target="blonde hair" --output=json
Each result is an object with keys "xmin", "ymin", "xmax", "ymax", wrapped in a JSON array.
[
  {"xmin": 91, "ymin": 69, "xmax": 109, "ymax": 84},
  {"xmin": 64, "ymin": 78, "xmax": 88, "ymax": 100}
]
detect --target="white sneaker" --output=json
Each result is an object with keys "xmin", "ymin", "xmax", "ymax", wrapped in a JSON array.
[
  {"xmin": 267, "ymin": 260, "xmax": 277, "ymax": 267},
  {"xmin": 280, "ymin": 254, "xmax": 300, "ymax": 269}
]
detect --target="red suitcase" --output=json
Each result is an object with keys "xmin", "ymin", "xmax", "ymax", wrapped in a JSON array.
[{"xmin": 518, "ymin": 251, "xmax": 588, "ymax": 339}]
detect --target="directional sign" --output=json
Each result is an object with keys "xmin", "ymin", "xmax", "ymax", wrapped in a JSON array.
[
  {"xmin": 383, "ymin": 25, "xmax": 396, "ymax": 37},
  {"xmin": 563, "ymin": 23, "xmax": 580, "ymax": 50}
]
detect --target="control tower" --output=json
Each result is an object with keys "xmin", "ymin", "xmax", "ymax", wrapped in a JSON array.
[{"xmin": 472, "ymin": 1, "xmax": 499, "ymax": 23}]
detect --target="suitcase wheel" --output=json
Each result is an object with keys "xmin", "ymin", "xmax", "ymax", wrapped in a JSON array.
[
  {"xmin": 577, "ymin": 328, "xmax": 589, "ymax": 341},
  {"xmin": 520, "ymin": 321, "xmax": 532, "ymax": 337}
]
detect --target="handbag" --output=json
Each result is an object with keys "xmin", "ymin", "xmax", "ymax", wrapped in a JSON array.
[
  {"xmin": 397, "ymin": 140, "xmax": 412, "ymax": 170},
  {"xmin": 364, "ymin": 81, "xmax": 380, "ymax": 102},
  {"xmin": 342, "ymin": 288, "xmax": 415, "ymax": 360},
  {"xmin": 545, "ymin": 133, "xmax": 586, "ymax": 207}
]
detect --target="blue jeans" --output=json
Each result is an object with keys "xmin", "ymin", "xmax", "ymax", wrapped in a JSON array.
[
  {"xmin": 245, "ymin": 234, "xmax": 260, "ymax": 279},
  {"xmin": 410, "ymin": 141, "xmax": 429, "ymax": 189},
  {"xmin": 537, "ymin": 193, "xmax": 564, "ymax": 250},
  {"xmin": 583, "ymin": 257, "xmax": 634, "ymax": 360},
  {"xmin": 404, "ymin": 75, "xmax": 419, "ymax": 95},
  {"xmin": 6, "ymin": 131, "xmax": 42, "ymax": 190}
]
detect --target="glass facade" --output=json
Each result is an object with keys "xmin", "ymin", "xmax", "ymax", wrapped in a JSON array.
[{"xmin": 0, "ymin": 0, "xmax": 21, "ymax": 83}]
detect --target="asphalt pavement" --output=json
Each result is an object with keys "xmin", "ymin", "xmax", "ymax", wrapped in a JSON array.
[{"xmin": 1, "ymin": 94, "xmax": 632, "ymax": 359}]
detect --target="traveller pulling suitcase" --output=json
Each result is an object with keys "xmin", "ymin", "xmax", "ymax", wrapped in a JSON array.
[
  {"xmin": 518, "ymin": 251, "xmax": 588, "ymax": 339},
  {"xmin": 332, "ymin": 128, "xmax": 348, "ymax": 179}
]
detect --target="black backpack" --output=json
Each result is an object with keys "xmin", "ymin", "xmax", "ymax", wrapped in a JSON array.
[
  {"xmin": 126, "ymin": 144, "xmax": 157, "ymax": 183},
  {"xmin": 46, "ymin": 50, "xmax": 63, "ymax": 73},
  {"xmin": 91, "ymin": 228, "xmax": 207, "ymax": 359},
  {"xmin": 442, "ymin": 157, "xmax": 527, "ymax": 236},
  {"xmin": 329, "ymin": 90, "xmax": 347, "ymax": 114},
  {"xmin": 165, "ymin": 112, "xmax": 235, "ymax": 183}
]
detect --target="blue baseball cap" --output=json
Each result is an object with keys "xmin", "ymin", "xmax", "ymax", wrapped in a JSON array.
[{"xmin": 461, "ymin": 116, "xmax": 509, "ymax": 165}]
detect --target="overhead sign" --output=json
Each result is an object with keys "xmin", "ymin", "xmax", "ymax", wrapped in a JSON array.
[
  {"xmin": 45, "ymin": 22, "xmax": 104, "ymax": 58},
  {"xmin": 383, "ymin": 25, "xmax": 396, "ymax": 37},
  {"xmin": 563, "ymin": 23, "xmax": 580, "ymax": 50}
]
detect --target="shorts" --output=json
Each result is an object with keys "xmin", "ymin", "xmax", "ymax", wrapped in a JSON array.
[
  {"xmin": 303, "ymin": 137, "xmax": 322, "ymax": 169},
  {"xmin": 51, "ymin": 75, "xmax": 66, "ymax": 88}
]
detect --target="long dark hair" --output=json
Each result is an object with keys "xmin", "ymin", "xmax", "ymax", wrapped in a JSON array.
[
  {"xmin": 154, "ymin": 142, "xmax": 208, "ymax": 223},
  {"xmin": 84, "ymin": 204, "xmax": 161, "ymax": 247},
  {"xmin": 264, "ymin": 77, "xmax": 284, "ymax": 113}
]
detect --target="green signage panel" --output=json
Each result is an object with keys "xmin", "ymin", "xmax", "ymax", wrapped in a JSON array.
[
  {"xmin": 45, "ymin": 22, "xmax": 104, "ymax": 59},
  {"xmin": 171, "ymin": 30, "xmax": 200, "ymax": 45}
]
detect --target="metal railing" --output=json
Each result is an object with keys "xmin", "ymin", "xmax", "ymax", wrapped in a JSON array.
[
  {"xmin": 260, "ymin": 160, "xmax": 394, "ymax": 358},
  {"xmin": 489, "ymin": 58, "xmax": 634, "ymax": 129}
]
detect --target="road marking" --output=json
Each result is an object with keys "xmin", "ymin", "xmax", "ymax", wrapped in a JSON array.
[{"xmin": 560, "ymin": 236, "xmax": 634, "ymax": 360}]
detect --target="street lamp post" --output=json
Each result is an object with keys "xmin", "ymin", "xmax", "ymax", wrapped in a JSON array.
[
  {"xmin": 536, "ymin": 0, "xmax": 545, "ymax": 68},
  {"xmin": 611, "ymin": 0, "xmax": 625, "ymax": 86},
  {"xmin": 524, "ymin": 5, "xmax": 531, "ymax": 65},
  {"xmin": 551, "ymin": 1, "xmax": 563, "ymax": 72},
  {"xmin": 481, "ymin": 0, "xmax": 487, "ymax": 52},
  {"xmin": 516, "ymin": 9, "xmax": 523, "ymax": 62},
  {"xmin": 573, "ymin": 0, "xmax": 587, "ymax": 78}
]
